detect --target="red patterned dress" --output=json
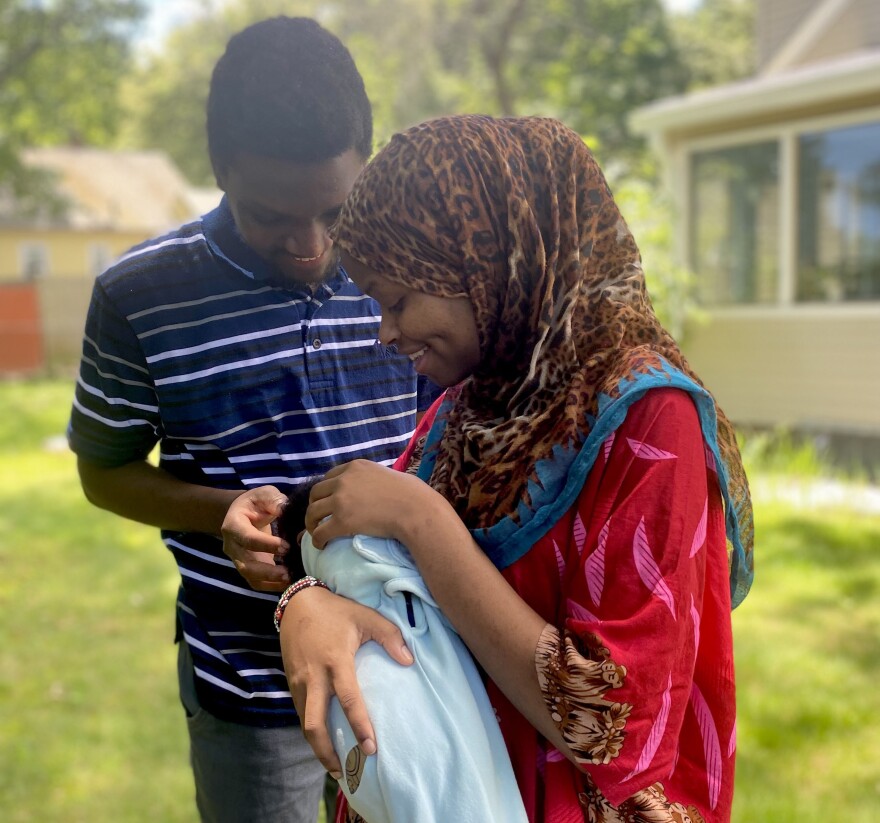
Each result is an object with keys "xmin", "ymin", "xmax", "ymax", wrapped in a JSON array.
[{"xmin": 340, "ymin": 386, "xmax": 735, "ymax": 823}]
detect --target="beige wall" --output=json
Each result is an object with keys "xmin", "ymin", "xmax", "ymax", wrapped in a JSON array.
[
  {"xmin": 757, "ymin": 0, "xmax": 880, "ymax": 71},
  {"xmin": 757, "ymin": 0, "xmax": 819, "ymax": 68},
  {"xmin": 683, "ymin": 310, "xmax": 880, "ymax": 435},
  {"xmin": 36, "ymin": 276, "xmax": 97, "ymax": 370},
  {"xmin": 0, "ymin": 228, "xmax": 148, "ymax": 280}
]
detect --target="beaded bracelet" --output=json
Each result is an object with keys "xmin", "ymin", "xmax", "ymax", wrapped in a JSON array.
[{"xmin": 274, "ymin": 575, "xmax": 329, "ymax": 632}]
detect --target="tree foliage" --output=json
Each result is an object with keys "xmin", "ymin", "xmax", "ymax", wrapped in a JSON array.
[
  {"xmin": 0, "ymin": 0, "xmax": 145, "ymax": 211},
  {"xmin": 670, "ymin": 0, "xmax": 756, "ymax": 89},
  {"xmin": 122, "ymin": 0, "xmax": 693, "ymax": 185}
]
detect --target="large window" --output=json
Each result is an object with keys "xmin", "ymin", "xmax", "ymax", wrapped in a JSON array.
[
  {"xmin": 797, "ymin": 121, "xmax": 880, "ymax": 302},
  {"xmin": 689, "ymin": 118, "xmax": 880, "ymax": 306},
  {"xmin": 690, "ymin": 142, "xmax": 780, "ymax": 305}
]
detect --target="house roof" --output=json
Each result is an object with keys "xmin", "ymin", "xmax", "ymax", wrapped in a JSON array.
[
  {"xmin": 630, "ymin": 48, "xmax": 880, "ymax": 136},
  {"xmin": 3, "ymin": 147, "xmax": 218, "ymax": 233}
]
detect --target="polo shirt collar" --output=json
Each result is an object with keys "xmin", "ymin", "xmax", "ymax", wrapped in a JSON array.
[{"xmin": 202, "ymin": 196, "xmax": 347, "ymax": 296}]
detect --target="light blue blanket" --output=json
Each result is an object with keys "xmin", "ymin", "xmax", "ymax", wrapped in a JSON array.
[{"xmin": 302, "ymin": 532, "xmax": 528, "ymax": 823}]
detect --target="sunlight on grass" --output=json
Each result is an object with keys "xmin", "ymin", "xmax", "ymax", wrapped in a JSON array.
[
  {"xmin": 731, "ymin": 499, "xmax": 880, "ymax": 821},
  {"xmin": 2, "ymin": 380, "xmax": 878, "ymax": 822}
]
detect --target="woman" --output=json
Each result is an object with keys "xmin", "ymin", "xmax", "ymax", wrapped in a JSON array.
[{"xmin": 225, "ymin": 115, "xmax": 754, "ymax": 822}]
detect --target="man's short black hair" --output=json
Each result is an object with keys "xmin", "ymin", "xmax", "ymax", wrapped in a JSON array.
[{"xmin": 207, "ymin": 17, "xmax": 373, "ymax": 174}]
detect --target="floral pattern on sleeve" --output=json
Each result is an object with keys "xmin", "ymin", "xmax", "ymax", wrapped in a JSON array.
[
  {"xmin": 578, "ymin": 773, "xmax": 707, "ymax": 823},
  {"xmin": 535, "ymin": 624, "xmax": 632, "ymax": 767}
]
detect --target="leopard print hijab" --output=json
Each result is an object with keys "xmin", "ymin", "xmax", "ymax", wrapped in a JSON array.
[{"xmin": 335, "ymin": 115, "xmax": 753, "ymax": 607}]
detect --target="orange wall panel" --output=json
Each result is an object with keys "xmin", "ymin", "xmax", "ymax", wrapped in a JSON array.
[{"xmin": 0, "ymin": 284, "xmax": 45, "ymax": 373}]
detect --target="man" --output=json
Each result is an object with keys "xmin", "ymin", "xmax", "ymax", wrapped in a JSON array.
[{"xmin": 68, "ymin": 17, "xmax": 436, "ymax": 823}]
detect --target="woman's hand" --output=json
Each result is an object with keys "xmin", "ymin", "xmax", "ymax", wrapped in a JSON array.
[
  {"xmin": 305, "ymin": 459, "xmax": 439, "ymax": 548},
  {"xmin": 221, "ymin": 485, "xmax": 291, "ymax": 591},
  {"xmin": 279, "ymin": 585, "xmax": 414, "ymax": 776}
]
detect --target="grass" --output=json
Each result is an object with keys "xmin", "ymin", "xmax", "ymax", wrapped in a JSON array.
[
  {"xmin": 2, "ymin": 380, "xmax": 879, "ymax": 820},
  {"xmin": 0, "ymin": 380, "xmax": 192, "ymax": 822}
]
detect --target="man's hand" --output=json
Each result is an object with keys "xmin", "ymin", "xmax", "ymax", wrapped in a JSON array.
[{"xmin": 221, "ymin": 485, "xmax": 291, "ymax": 591}]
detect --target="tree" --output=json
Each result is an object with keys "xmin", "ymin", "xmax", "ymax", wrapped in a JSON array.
[
  {"xmin": 0, "ymin": 0, "xmax": 145, "ymax": 213},
  {"xmin": 671, "ymin": 0, "xmax": 756, "ymax": 89},
  {"xmin": 123, "ymin": 0, "xmax": 689, "ymax": 184}
]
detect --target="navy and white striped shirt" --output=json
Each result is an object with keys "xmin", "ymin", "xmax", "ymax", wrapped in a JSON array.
[{"xmin": 68, "ymin": 198, "xmax": 437, "ymax": 726}]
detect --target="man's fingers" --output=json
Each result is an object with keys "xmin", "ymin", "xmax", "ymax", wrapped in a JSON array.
[
  {"xmin": 228, "ymin": 529, "xmax": 287, "ymax": 555},
  {"xmin": 232, "ymin": 552, "xmax": 290, "ymax": 591}
]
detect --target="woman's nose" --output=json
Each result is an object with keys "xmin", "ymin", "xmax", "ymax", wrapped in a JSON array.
[{"xmin": 377, "ymin": 313, "xmax": 398, "ymax": 347}]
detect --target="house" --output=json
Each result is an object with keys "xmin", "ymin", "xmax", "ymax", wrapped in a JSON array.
[
  {"xmin": 631, "ymin": 0, "xmax": 880, "ymax": 468},
  {"xmin": 0, "ymin": 148, "xmax": 219, "ymax": 372}
]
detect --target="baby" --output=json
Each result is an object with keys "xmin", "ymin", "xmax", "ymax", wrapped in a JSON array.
[{"xmin": 276, "ymin": 483, "xmax": 528, "ymax": 823}]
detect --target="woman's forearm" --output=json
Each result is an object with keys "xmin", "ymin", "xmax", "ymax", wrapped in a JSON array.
[{"xmin": 397, "ymin": 492, "xmax": 577, "ymax": 762}]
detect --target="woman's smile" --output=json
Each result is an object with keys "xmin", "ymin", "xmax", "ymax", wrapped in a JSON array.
[{"xmin": 342, "ymin": 253, "xmax": 481, "ymax": 387}]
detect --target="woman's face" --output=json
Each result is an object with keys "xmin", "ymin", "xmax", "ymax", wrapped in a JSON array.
[{"xmin": 342, "ymin": 253, "xmax": 481, "ymax": 388}]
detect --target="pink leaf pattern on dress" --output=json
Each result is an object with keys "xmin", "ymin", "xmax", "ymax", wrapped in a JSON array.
[
  {"xmin": 546, "ymin": 747, "xmax": 566, "ymax": 763},
  {"xmin": 554, "ymin": 539, "xmax": 566, "ymax": 581},
  {"xmin": 566, "ymin": 598, "xmax": 599, "ymax": 624},
  {"xmin": 633, "ymin": 517, "xmax": 676, "ymax": 620},
  {"xmin": 728, "ymin": 718, "xmax": 737, "ymax": 758},
  {"xmin": 603, "ymin": 431, "xmax": 615, "ymax": 461},
  {"xmin": 668, "ymin": 745, "xmax": 680, "ymax": 780},
  {"xmin": 624, "ymin": 673, "xmax": 673, "ymax": 781},
  {"xmin": 690, "ymin": 498, "xmax": 708, "ymax": 558},
  {"xmin": 691, "ymin": 682, "xmax": 722, "ymax": 810},
  {"xmin": 690, "ymin": 594, "xmax": 701, "ymax": 660},
  {"xmin": 585, "ymin": 520, "xmax": 609, "ymax": 607},
  {"xmin": 627, "ymin": 438, "xmax": 678, "ymax": 460},
  {"xmin": 572, "ymin": 513, "xmax": 587, "ymax": 557},
  {"xmin": 705, "ymin": 444, "xmax": 717, "ymax": 472}
]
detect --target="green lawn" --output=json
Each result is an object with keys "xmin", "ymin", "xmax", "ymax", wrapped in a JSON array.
[{"xmin": 2, "ymin": 380, "xmax": 879, "ymax": 821}]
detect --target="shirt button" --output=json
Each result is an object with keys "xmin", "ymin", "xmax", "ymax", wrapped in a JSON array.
[{"xmin": 312, "ymin": 338, "xmax": 322, "ymax": 349}]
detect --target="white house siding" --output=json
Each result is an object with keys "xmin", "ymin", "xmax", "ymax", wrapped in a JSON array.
[
  {"xmin": 630, "ymin": 5, "xmax": 880, "ymax": 444},
  {"xmin": 682, "ymin": 310, "xmax": 880, "ymax": 435}
]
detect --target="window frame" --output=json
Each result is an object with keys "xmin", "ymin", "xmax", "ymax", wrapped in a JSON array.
[{"xmin": 680, "ymin": 105, "xmax": 880, "ymax": 315}]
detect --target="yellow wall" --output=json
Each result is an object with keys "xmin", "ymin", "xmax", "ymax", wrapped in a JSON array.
[
  {"xmin": 683, "ymin": 310, "xmax": 880, "ymax": 434},
  {"xmin": 0, "ymin": 228, "xmax": 151, "ymax": 281}
]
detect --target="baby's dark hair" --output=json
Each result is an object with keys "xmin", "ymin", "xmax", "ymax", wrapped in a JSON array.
[
  {"xmin": 275, "ymin": 477, "xmax": 321, "ymax": 577},
  {"xmin": 207, "ymin": 16, "xmax": 373, "ymax": 175}
]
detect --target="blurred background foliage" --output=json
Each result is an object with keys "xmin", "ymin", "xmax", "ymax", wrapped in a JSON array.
[
  {"xmin": 0, "ymin": 0, "xmax": 756, "ymax": 328},
  {"xmin": 0, "ymin": 0, "xmax": 755, "ymax": 186}
]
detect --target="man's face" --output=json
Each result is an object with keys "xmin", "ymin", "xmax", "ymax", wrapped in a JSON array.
[{"xmin": 217, "ymin": 149, "xmax": 365, "ymax": 285}]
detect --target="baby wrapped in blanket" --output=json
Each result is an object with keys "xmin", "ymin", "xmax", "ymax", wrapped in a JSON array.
[{"xmin": 277, "ymin": 489, "xmax": 528, "ymax": 823}]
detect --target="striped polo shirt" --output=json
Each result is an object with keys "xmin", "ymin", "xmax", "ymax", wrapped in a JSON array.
[{"xmin": 68, "ymin": 198, "xmax": 437, "ymax": 727}]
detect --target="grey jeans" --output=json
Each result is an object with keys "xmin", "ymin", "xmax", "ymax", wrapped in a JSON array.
[{"xmin": 178, "ymin": 639, "xmax": 326, "ymax": 823}]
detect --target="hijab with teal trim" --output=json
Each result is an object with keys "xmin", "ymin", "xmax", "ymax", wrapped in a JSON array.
[{"xmin": 334, "ymin": 115, "xmax": 754, "ymax": 608}]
